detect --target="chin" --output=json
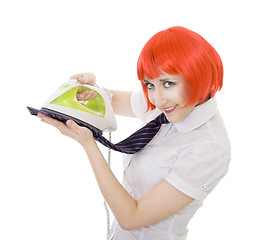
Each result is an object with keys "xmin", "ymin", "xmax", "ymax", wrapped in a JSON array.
[{"xmin": 165, "ymin": 112, "xmax": 187, "ymax": 123}]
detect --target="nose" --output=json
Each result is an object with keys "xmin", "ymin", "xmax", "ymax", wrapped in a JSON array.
[{"xmin": 150, "ymin": 88, "xmax": 167, "ymax": 108}]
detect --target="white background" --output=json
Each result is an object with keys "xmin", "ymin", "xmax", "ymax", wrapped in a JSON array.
[{"xmin": 0, "ymin": 0, "xmax": 260, "ymax": 239}]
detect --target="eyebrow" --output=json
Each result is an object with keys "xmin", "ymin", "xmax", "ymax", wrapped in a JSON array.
[
  {"xmin": 143, "ymin": 78, "xmax": 175, "ymax": 82},
  {"xmin": 160, "ymin": 78, "xmax": 174, "ymax": 82},
  {"xmin": 142, "ymin": 80, "xmax": 151, "ymax": 83}
]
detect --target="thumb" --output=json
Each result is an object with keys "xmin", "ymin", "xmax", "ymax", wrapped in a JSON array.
[
  {"xmin": 66, "ymin": 120, "xmax": 81, "ymax": 133},
  {"xmin": 66, "ymin": 120, "xmax": 92, "ymax": 136}
]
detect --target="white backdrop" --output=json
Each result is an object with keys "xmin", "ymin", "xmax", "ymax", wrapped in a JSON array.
[{"xmin": 1, "ymin": 0, "xmax": 260, "ymax": 239}]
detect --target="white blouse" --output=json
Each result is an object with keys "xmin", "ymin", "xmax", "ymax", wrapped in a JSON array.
[{"xmin": 109, "ymin": 92, "xmax": 231, "ymax": 240}]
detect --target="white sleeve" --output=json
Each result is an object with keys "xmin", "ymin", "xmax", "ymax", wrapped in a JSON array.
[
  {"xmin": 165, "ymin": 142, "xmax": 230, "ymax": 201},
  {"xmin": 130, "ymin": 91, "xmax": 162, "ymax": 123}
]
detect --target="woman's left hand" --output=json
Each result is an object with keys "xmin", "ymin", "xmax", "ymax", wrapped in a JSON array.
[{"xmin": 37, "ymin": 113, "xmax": 94, "ymax": 146}]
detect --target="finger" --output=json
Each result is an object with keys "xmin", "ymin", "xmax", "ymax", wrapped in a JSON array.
[
  {"xmin": 66, "ymin": 120, "xmax": 81, "ymax": 133},
  {"xmin": 85, "ymin": 90, "xmax": 97, "ymax": 100},
  {"xmin": 70, "ymin": 72, "xmax": 95, "ymax": 81},
  {"xmin": 66, "ymin": 120, "xmax": 90, "ymax": 136},
  {"xmin": 76, "ymin": 76, "xmax": 92, "ymax": 85},
  {"xmin": 76, "ymin": 90, "xmax": 89, "ymax": 101},
  {"xmin": 70, "ymin": 73, "xmax": 84, "ymax": 80},
  {"xmin": 38, "ymin": 113, "xmax": 78, "ymax": 138},
  {"xmin": 78, "ymin": 78, "xmax": 87, "ymax": 85},
  {"xmin": 37, "ymin": 112, "xmax": 53, "ymax": 123},
  {"xmin": 38, "ymin": 113, "xmax": 65, "ymax": 129},
  {"xmin": 77, "ymin": 90, "xmax": 97, "ymax": 101},
  {"xmin": 82, "ymin": 73, "xmax": 96, "ymax": 83}
]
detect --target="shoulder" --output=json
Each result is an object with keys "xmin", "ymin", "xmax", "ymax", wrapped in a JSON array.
[
  {"xmin": 163, "ymin": 109, "xmax": 231, "ymax": 200},
  {"xmin": 165, "ymin": 138, "xmax": 230, "ymax": 199}
]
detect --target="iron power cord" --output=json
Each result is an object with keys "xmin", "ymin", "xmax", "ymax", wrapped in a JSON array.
[{"xmin": 104, "ymin": 131, "xmax": 112, "ymax": 240}]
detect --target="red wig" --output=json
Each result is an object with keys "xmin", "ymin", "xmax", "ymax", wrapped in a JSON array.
[{"xmin": 137, "ymin": 26, "xmax": 223, "ymax": 110}]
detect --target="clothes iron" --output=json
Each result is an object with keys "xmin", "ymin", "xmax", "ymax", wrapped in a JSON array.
[{"xmin": 27, "ymin": 80, "xmax": 117, "ymax": 134}]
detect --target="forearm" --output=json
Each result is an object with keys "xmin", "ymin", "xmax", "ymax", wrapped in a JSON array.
[
  {"xmin": 81, "ymin": 139, "xmax": 137, "ymax": 229},
  {"xmin": 110, "ymin": 90, "xmax": 135, "ymax": 117},
  {"xmin": 39, "ymin": 109, "xmax": 195, "ymax": 232},
  {"xmin": 72, "ymin": 73, "xmax": 135, "ymax": 118}
]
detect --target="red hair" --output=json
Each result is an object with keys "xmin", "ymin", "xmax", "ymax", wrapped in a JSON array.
[{"xmin": 137, "ymin": 26, "xmax": 223, "ymax": 110}]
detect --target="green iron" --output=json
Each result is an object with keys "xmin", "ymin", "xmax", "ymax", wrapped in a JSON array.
[{"xmin": 27, "ymin": 80, "xmax": 117, "ymax": 133}]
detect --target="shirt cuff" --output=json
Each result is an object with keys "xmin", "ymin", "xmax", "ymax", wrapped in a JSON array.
[{"xmin": 165, "ymin": 171, "xmax": 208, "ymax": 201}]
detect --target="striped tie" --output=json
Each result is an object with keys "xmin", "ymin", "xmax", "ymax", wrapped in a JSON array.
[
  {"xmin": 27, "ymin": 107, "xmax": 169, "ymax": 154},
  {"xmin": 93, "ymin": 113, "xmax": 169, "ymax": 154}
]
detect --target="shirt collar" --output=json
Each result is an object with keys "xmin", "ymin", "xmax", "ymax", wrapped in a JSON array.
[{"xmin": 174, "ymin": 98, "xmax": 218, "ymax": 133}]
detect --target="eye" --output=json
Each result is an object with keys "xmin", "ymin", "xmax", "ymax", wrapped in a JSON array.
[
  {"xmin": 164, "ymin": 81, "xmax": 175, "ymax": 88},
  {"xmin": 144, "ymin": 82, "xmax": 154, "ymax": 90}
]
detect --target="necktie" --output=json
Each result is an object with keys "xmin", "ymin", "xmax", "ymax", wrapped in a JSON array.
[
  {"xmin": 27, "ymin": 107, "xmax": 169, "ymax": 154},
  {"xmin": 93, "ymin": 113, "xmax": 169, "ymax": 154}
]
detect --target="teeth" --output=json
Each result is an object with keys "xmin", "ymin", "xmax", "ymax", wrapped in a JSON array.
[{"xmin": 165, "ymin": 105, "xmax": 177, "ymax": 111}]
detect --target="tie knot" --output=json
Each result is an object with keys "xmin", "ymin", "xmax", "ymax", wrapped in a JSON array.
[{"xmin": 157, "ymin": 113, "xmax": 169, "ymax": 125}]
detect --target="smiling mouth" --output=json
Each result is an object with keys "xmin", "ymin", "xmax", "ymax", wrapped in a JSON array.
[{"xmin": 163, "ymin": 105, "xmax": 178, "ymax": 114}]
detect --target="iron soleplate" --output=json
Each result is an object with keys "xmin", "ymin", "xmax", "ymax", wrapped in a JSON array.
[{"xmin": 27, "ymin": 106, "xmax": 102, "ymax": 136}]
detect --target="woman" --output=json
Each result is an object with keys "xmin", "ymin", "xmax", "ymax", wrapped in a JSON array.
[{"xmin": 38, "ymin": 26, "xmax": 231, "ymax": 240}]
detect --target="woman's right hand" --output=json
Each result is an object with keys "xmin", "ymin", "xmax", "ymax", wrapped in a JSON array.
[
  {"xmin": 70, "ymin": 72, "xmax": 98, "ymax": 101},
  {"xmin": 70, "ymin": 72, "xmax": 98, "ymax": 86}
]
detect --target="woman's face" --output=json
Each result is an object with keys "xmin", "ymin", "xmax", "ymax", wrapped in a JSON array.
[{"xmin": 143, "ymin": 73, "xmax": 197, "ymax": 123}]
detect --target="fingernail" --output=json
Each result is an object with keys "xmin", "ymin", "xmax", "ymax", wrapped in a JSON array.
[{"xmin": 66, "ymin": 120, "xmax": 72, "ymax": 126}]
